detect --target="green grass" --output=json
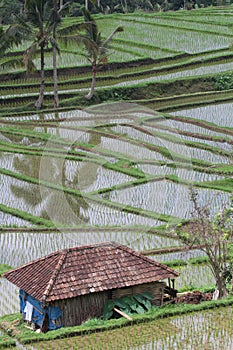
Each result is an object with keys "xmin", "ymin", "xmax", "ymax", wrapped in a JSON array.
[
  {"xmin": 0, "ymin": 334, "xmax": 16, "ymax": 349},
  {"xmin": 0, "ymin": 71, "xmax": 232, "ymax": 115},
  {"xmin": 2, "ymin": 297, "xmax": 233, "ymax": 345},
  {"xmin": 195, "ymin": 178, "xmax": 233, "ymax": 192},
  {"xmin": 0, "ymin": 203, "xmax": 55, "ymax": 227},
  {"xmin": 166, "ymin": 174, "xmax": 233, "ymax": 192}
]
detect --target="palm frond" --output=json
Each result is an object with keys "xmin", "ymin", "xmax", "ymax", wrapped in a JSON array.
[
  {"xmin": 24, "ymin": 42, "xmax": 38, "ymax": 61},
  {"xmin": 23, "ymin": 57, "xmax": 37, "ymax": 73},
  {"xmin": 81, "ymin": 6, "xmax": 93, "ymax": 23},
  {"xmin": 8, "ymin": 19, "xmax": 35, "ymax": 41},
  {"xmin": 81, "ymin": 7, "xmax": 98, "ymax": 42},
  {"xmin": 102, "ymin": 26, "xmax": 124, "ymax": 48},
  {"xmin": 45, "ymin": 12, "xmax": 55, "ymax": 33},
  {"xmin": 96, "ymin": 32, "xmax": 102, "ymax": 46},
  {"xmin": 34, "ymin": 3, "xmax": 43, "ymax": 31},
  {"xmin": 45, "ymin": 1, "xmax": 60, "ymax": 33},
  {"xmin": 0, "ymin": 22, "xmax": 32, "ymax": 56},
  {"xmin": 98, "ymin": 46, "xmax": 108, "ymax": 57},
  {"xmin": 58, "ymin": 2, "xmax": 70, "ymax": 14},
  {"xmin": 78, "ymin": 51, "xmax": 93, "ymax": 64},
  {"xmin": 58, "ymin": 22, "xmax": 89, "ymax": 36},
  {"xmin": 49, "ymin": 36, "xmax": 61, "ymax": 55},
  {"xmin": 0, "ymin": 57, "xmax": 25, "ymax": 70},
  {"xmin": 26, "ymin": 0, "xmax": 52, "ymax": 30},
  {"xmin": 59, "ymin": 34, "xmax": 84, "ymax": 47},
  {"xmin": 13, "ymin": 13, "xmax": 35, "ymax": 34},
  {"xmin": 81, "ymin": 37, "xmax": 99, "ymax": 57}
]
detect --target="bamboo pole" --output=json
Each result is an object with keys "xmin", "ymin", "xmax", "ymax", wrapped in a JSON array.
[{"xmin": 113, "ymin": 307, "xmax": 132, "ymax": 321}]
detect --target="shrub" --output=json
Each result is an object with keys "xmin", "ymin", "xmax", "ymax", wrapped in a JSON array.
[{"xmin": 214, "ymin": 72, "xmax": 233, "ymax": 91}]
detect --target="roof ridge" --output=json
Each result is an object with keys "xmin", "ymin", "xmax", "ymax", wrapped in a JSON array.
[
  {"xmin": 116, "ymin": 243, "xmax": 179, "ymax": 277},
  {"xmin": 68, "ymin": 242, "xmax": 115, "ymax": 251},
  {"xmin": 41, "ymin": 249, "xmax": 68, "ymax": 306}
]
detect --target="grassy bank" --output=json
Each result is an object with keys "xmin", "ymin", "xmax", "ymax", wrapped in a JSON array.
[
  {"xmin": 0, "ymin": 73, "xmax": 231, "ymax": 114},
  {"xmin": 1, "ymin": 296, "xmax": 233, "ymax": 345}
]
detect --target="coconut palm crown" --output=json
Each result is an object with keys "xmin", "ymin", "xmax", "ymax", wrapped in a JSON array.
[{"xmin": 61, "ymin": 7, "xmax": 124, "ymax": 99}]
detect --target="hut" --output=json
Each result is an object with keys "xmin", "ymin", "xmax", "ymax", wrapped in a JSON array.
[{"xmin": 3, "ymin": 242, "xmax": 179, "ymax": 331}]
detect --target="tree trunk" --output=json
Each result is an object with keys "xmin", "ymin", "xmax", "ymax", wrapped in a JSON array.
[
  {"xmin": 24, "ymin": 0, "xmax": 28, "ymax": 12},
  {"xmin": 124, "ymin": 0, "xmax": 128, "ymax": 12},
  {"xmin": 35, "ymin": 45, "xmax": 45, "ymax": 109},
  {"xmin": 85, "ymin": 63, "xmax": 96, "ymax": 99},
  {"xmin": 85, "ymin": 0, "xmax": 88, "ymax": 10},
  {"xmin": 53, "ymin": 0, "xmax": 59, "ymax": 109},
  {"xmin": 53, "ymin": 47, "xmax": 59, "ymax": 109},
  {"xmin": 120, "ymin": 0, "xmax": 128, "ymax": 12},
  {"xmin": 216, "ymin": 277, "xmax": 227, "ymax": 298}
]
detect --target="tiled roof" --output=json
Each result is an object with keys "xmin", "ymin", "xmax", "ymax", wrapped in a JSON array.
[{"xmin": 3, "ymin": 242, "xmax": 179, "ymax": 302}]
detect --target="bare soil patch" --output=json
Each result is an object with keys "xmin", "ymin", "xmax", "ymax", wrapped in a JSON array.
[{"xmin": 176, "ymin": 291, "xmax": 213, "ymax": 304}]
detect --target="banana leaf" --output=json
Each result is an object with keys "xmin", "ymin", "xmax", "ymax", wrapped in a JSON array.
[
  {"xmin": 103, "ymin": 300, "xmax": 115, "ymax": 313},
  {"xmin": 135, "ymin": 305, "xmax": 146, "ymax": 314},
  {"xmin": 102, "ymin": 310, "xmax": 113, "ymax": 320},
  {"xmin": 133, "ymin": 294, "xmax": 152, "ymax": 310},
  {"xmin": 114, "ymin": 298, "xmax": 128, "ymax": 309}
]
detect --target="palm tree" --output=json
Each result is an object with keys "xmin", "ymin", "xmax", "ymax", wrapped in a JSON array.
[
  {"xmin": 25, "ymin": 0, "xmax": 68, "ymax": 108},
  {"xmin": 64, "ymin": 8, "xmax": 123, "ymax": 99},
  {"xmin": 84, "ymin": 9, "xmax": 123, "ymax": 99},
  {"xmin": 1, "ymin": 0, "xmax": 63, "ymax": 109},
  {"xmin": 0, "ymin": 18, "xmax": 30, "ymax": 72},
  {"xmin": 52, "ymin": 0, "xmax": 59, "ymax": 108},
  {"xmin": 23, "ymin": 0, "xmax": 61, "ymax": 109},
  {"xmin": 120, "ymin": 0, "xmax": 128, "ymax": 13}
]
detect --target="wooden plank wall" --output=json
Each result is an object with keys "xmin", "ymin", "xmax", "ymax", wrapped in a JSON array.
[
  {"xmin": 57, "ymin": 291, "xmax": 108, "ymax": 326},
  {"xmin": 112, "ymin": 282, "xmax": 167, "ymax": 306},
  {"xmin": 54, "ymin": 281, "xmax": 167, "ymax": 326}
]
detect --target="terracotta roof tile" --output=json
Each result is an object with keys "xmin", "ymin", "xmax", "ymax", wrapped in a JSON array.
[{"xmin": 4, "ymin": 242, "xmax": 179, "ymax": 302}]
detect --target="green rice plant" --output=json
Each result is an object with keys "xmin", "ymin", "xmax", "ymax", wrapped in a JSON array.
[
  {"xmin": 125, "ymin": 12, "xmax": 233, "ymax": 36},
  {"xmin": 96, "ymin": 17, "xmax": 231, "ymax": 54},
  {"xmin": 4, "ymin": 301, "xmax": 233, "ymax": 348}
]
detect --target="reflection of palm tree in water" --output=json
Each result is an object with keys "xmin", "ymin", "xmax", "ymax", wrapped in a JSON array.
[
  {"xmin": 5, "ymin": 123, "xmax": 46, "ymax": 208},
  {"xmin": 10, "ymin": 118, "xmax": 102, "ymax": 226}
]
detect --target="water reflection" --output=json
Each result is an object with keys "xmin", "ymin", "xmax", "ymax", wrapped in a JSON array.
[{"xmin": 7, "ymin": 114, "xmax": 107, "ymax": 226}]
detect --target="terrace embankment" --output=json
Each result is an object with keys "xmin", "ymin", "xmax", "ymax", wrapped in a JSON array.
[
  {"xmin": 108, "ymin": 77, "xmax": 215, "ymax": 100},
  {"xmin": 0, "ymin": 74, "xmax": 223, "ymax": 112},
  {"xmin": 1, "ymin": 48, "xmax": 233, "ymax": 112}
]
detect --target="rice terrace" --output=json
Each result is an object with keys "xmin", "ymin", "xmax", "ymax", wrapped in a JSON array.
[{"xmin": 0, "ymin": 0, "xmax": 233, "ymax": 349}]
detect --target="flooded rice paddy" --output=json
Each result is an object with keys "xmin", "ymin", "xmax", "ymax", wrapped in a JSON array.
[
  {"xmin": 115, "ymin": 61, "xmax": 233, "ymax": 87},
  {"xmin": 103, "ymin": 182, "xmax": 230, "ymax": 219},
  {"xmin": 170, "ymin": 102, "xmax": 233, "ymax": 128},
  {"xmin": 0, "ymin": 101, "xmax": 232, "ymax": 349},
  {"xmin": 25, "ymin": 306, "xmax": 233, "ymax": 350}
]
